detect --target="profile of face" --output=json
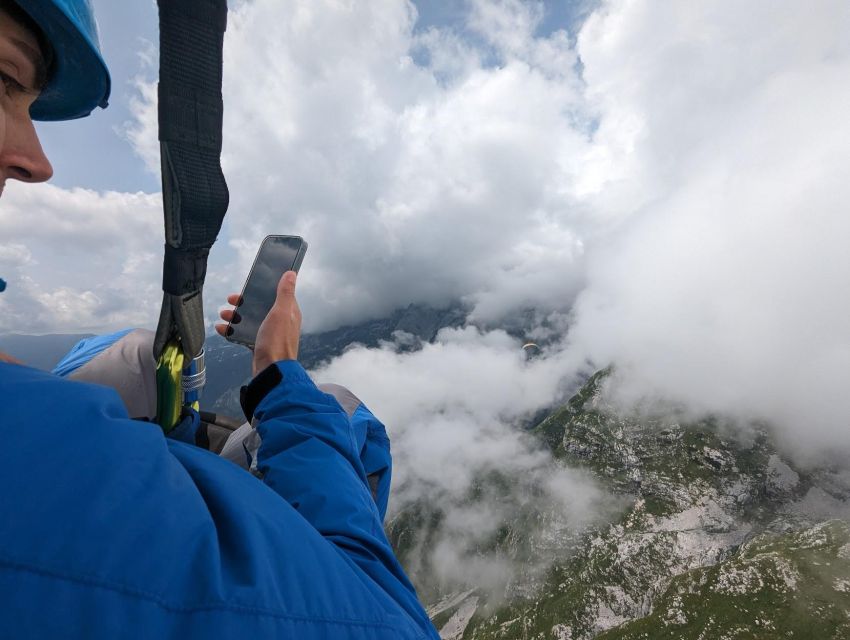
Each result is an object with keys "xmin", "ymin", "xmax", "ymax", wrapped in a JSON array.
[{"xmin": 0, "ymin": 5, "xmax": 53, "ymax": 198}]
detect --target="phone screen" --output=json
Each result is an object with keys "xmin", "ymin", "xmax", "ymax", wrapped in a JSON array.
[{"xmin": 227, "ymin": 235, "xmax": 307, "ymax": 348}]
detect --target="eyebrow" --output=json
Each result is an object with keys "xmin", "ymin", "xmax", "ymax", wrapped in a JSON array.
[{"xmin": 9, "ymin": 36, "xmax": 48, "ymax": 90}]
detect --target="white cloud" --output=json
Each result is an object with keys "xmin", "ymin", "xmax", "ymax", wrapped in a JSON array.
[
  {"xmin": 566, "ymin": 0, "xmax": 850, "ymax": 455},
  {"xmin": 121, "ymin": 0, "xmax": 595, "ymax": 334},
  {"xmin": 123, "ymin": 75, "xmax": 159, "ymax": 176},
  {"xmin": 311, "ymin": 327, "xmax": 609, "ymax": 592},
  {"xmin": 208, "ymin": 0, "xmax": 850, "ymax": 459},
  {"xmin": 466, "ymin": 0, "xmax": 545, "ymax": 57},
  {"xmin": 0, "ymin": 183, "xmax": 162, "ymax": 333}
]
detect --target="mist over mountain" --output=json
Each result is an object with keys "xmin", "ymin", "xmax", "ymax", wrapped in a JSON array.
[{"xmin": 394, "ymin": 371, "xmax": 850, "ymax": 639}]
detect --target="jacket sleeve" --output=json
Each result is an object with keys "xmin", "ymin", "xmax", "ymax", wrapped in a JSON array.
[{"xmin": 242, "ymin": 361, "xmax": 436, "ymax": 637}]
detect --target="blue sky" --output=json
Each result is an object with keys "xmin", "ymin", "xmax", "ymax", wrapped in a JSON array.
[{"xmin": 37, "ymin": 0, "xmax": 159, "ymax": 193}]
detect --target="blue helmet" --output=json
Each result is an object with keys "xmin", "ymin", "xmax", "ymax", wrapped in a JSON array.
[{"xmin": 12, "ymin": 0, "xmax": 110, "ymax": 121}]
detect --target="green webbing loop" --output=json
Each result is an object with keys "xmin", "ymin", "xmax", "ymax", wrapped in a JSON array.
[{"xmin": 155, "ymin": 340, "xmax": 184, "ymax": 432}]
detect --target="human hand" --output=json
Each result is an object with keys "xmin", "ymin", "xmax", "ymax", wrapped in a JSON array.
[
  {"xmin": 216, "ymin": 270, "xmax": 302, "ymax": 377},
  {"xmin": 0, "ymin": 350, "xmax": 22, "ymax": 365}
]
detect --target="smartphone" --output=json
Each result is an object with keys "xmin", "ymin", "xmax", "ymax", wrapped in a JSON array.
[{"xmin": 225, "ymin": 235, "xmax": 308, "ymax": 348}]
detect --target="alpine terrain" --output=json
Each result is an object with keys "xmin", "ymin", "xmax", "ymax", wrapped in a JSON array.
[{"xmin": 396, "ymin": 371, "xmax": 850, "ymax": 639}]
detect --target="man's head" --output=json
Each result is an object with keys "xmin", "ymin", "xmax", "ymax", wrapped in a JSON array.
[
  {"xmin": 0, "ymin": 0, "xmax": 109, "ymax": 196},
  {"xmin": 0, "ymin": 1, "xmax": 52, "ymax": 190}
]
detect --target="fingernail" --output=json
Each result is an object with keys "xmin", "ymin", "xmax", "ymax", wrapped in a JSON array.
[
  {"xmin": 226, "ymin": 326, "xmax": 234, "ymax": 336},
  {"xmin": 232, "ymin": 312, "xmax": 241, "ymax": 325}
]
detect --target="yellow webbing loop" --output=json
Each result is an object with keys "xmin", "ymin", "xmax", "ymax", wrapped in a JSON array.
[{"xmin": 155, "ymin": 340, "xmax": 184, "ymax": 432}]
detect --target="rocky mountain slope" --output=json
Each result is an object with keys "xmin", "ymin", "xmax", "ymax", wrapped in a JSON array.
[{"xmin": 393, "ymin": 371, "xmax": 850, "ymax": 639}]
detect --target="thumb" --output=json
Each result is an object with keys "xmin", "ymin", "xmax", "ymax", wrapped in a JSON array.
[{"xmin": 277, "ymin": 270, "xmax": 297, "ymax": 299}]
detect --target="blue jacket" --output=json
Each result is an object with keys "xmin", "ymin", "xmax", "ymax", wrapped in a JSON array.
[{"xmin": 0, "ymin": 360, "xmax": 438, "ymax": 639}]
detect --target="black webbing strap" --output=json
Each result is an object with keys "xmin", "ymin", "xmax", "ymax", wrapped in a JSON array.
[{"xmin": 153, "ymin": 0, "xmax": 229, "ymax": 361}]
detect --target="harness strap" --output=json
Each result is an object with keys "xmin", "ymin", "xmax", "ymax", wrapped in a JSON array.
[{"xmin": 153, "ymin": 0, "xmax": 229, "ymax": 430}]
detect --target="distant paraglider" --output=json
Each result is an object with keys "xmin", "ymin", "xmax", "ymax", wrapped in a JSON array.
[{"xmin": 522, "ymin": 342, "xmax": 540, "ymax": 360}]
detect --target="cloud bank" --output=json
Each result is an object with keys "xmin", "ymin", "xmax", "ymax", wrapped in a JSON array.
[
  {"xmin": 312, "ymin": 327, "xmax": 609, "ymax": 593},
  {"xmin": 566, "ymin": 0, "xmax": 850, "ymax": 454},
  {"xmin": 211, "ymin": 0, "xmax": 849, "ymax": 454},
  {"xmin": 204, "ymin": 0, "xmax": 592, "ymax": 334}
]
